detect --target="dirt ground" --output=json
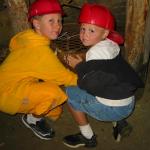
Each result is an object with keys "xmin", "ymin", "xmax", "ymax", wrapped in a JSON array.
[{"xmin": 0, "ymin": 74, "xmax": 150, "ymax": 150}]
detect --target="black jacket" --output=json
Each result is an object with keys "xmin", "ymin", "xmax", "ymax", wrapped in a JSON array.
[{"xmin": 75, "ymin": 55, "xmax": 144, "ymax": 100}]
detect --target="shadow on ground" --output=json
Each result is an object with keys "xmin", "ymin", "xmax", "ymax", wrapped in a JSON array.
[{"xmin": 0, "ymin": 77, "xmax": 150, "ymax": 150}]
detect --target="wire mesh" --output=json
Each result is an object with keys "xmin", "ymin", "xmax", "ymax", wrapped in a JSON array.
[
  {"xmin": 52, "ymin": 23, "xmax": 88, "ymax": 69},
  {"xmin": 53, "ymin": 23, "xmax": 88, "ymax": 53}
]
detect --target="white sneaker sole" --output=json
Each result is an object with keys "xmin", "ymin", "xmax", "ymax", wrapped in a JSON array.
[
  {"xmin": 21, "ymin": 116, "xmax": 52, "ymax": 140},
  {"xmin": 63, "ymin": 142, "xmax": 85, "ymax": 148}
]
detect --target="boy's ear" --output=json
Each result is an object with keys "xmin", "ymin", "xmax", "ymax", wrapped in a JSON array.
[
  {"xmin": 103, "ymin": 29, "xmax": 110, "ymax": 39},
  {"xmin": 32, "ymin": 19, "xmax": 40, "ymax": 30}
]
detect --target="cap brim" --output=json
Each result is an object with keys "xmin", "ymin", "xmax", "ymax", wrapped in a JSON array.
[{"xmin": 107, "ymin": 31, "xmax": 124, "ymax": 45}]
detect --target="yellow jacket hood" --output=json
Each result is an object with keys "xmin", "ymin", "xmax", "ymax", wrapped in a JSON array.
[{"xmin": 9, "ymin": 29, "xmax": 50, "ymax": 51}]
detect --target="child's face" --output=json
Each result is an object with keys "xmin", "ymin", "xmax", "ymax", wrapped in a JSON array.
[
  {"xmin": 80, "ymin": 23, "xmax": 109, "ymax": 46},
  {"xmin": 33, "ymin": 13, "xmax": 62, "ymax": 40}
]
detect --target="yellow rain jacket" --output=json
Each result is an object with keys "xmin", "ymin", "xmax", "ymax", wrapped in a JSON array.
[{"xmin": 0, "ymin": 29, "xmax": 77, "ymax": 119}]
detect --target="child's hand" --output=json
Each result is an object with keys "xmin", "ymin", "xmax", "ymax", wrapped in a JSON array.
[{"xmin": 66, "ymin": 54, "xmax": 83, "ymax": 68}]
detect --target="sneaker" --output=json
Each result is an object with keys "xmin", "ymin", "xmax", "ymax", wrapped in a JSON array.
[
  {"xmin": 22, "ymin": 115, "xmax": 55, "ymax": 140},
  {"xmin": 63, "ymin": 133, "xmax": 97, "ymax": 148},
  {"xmin": 113, "ymin": 121, "xmax": 132, "ymax": 142}
]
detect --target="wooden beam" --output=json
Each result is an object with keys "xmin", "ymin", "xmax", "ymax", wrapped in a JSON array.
[
  {"xmin": 124, "ymin": 0, "xmax": 149, "ymax": 71},
  {"xmin": 5, "ymin": 0, "xmax": 30, "ymax": 34}
]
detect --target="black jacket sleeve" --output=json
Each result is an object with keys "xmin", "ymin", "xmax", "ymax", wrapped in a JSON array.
[{"xmin": 75, "ymin": 55, "xmax": 144, "ymax": 100}]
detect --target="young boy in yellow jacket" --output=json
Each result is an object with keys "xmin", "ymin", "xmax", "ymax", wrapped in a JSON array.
[{"xmin": 0, "ymin": 0, "xmax": 77, "ymax": 140}]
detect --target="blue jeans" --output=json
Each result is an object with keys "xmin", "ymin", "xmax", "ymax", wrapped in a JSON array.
[{"xmin": 66, "ymin": 86, "xmax": 135, "ymax": 122}]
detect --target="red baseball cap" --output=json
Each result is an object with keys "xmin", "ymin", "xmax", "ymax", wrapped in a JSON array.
[
  {"xmin": 79, "ymin": 3, "xmax": 124, "ymax": 44},
  {"xmin": 28, "ymin": 0, "xmax": 64, "ymax": 21}
]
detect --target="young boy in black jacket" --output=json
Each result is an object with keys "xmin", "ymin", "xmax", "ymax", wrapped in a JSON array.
[{"xmin": 62, "ymin": 3, "xmax": 143, "ymax": 148}]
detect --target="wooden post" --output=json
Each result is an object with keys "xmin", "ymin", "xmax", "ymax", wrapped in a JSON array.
[
  {"xmin": 5, "ymin": 0, "xmax": 30, "ymax": 34},
  {"xmin": 124, "ymin": 0, "xmax": 149, "ymax": 70},
  {"xmin": 143, "ymin": 1, "xmax": 150, "ymax": 66}
]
